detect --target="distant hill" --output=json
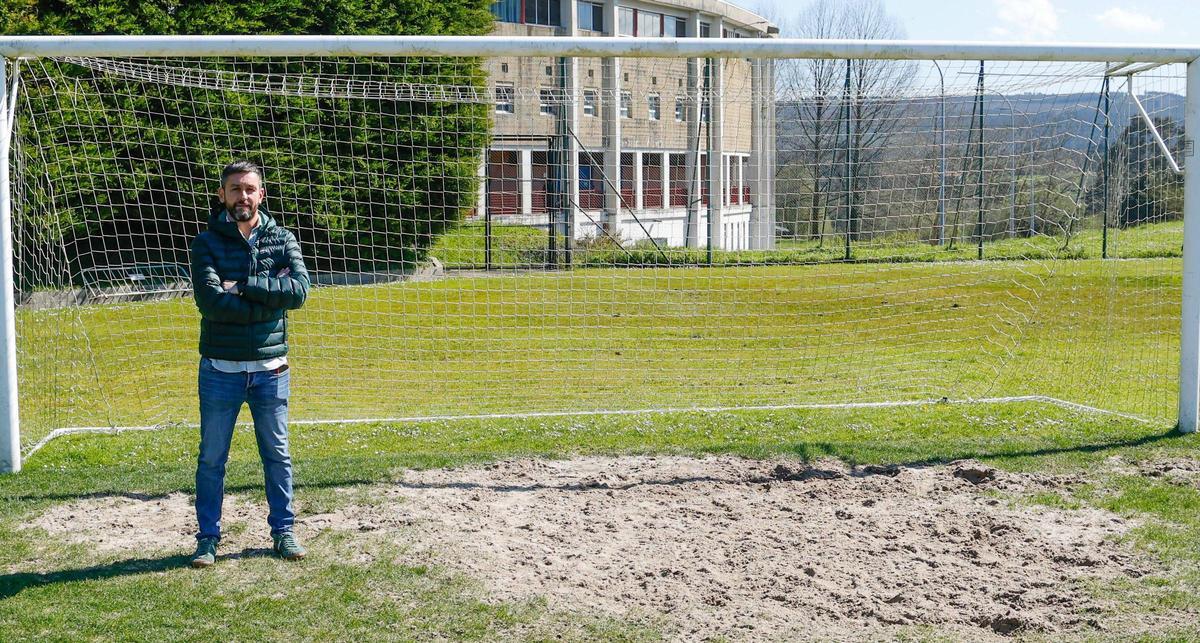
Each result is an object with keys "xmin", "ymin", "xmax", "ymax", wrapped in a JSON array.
[{"xmin": 775, "ymin": 90, "xmax": 1185, "ymax": 155}]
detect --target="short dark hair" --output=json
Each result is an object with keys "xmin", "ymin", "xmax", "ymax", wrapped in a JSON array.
[{"xmin": 220, "ymin": 160, "xmax": 264, "ymax": 188}]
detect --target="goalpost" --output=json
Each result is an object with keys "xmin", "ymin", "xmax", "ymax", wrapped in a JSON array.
[{"xmin": 0, "ymin": 36, "xmax": 1196, "ymax": 473}]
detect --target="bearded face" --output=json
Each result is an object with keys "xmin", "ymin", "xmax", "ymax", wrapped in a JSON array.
[{"xmin": 218, "ymin": 171, "xmax": 264, "ymax": 223}]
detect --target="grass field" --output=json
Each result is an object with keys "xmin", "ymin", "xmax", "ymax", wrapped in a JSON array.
[
  {"xmin": 2, "ymin": 403, "xmax": 1199, "ymax": 639},
  {"xmin": 15, "ymin": 250, "xmax": 1181, "ymax": 448},
  {"xmin": 429, "ymin": 220, "xmax": 1183, "ymax": 269},
  {"xmin": 3, "ymin": 222, "xmax": 1197, "ymax": 639}
]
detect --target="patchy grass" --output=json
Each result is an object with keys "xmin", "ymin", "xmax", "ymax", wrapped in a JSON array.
[
  {"xmin": 0, "ymin": 529, "xmax": 658, "ymax": 642},
  {"xmin": 3, "ymin": 402, "xmax": 1200, "ymax": 638}
]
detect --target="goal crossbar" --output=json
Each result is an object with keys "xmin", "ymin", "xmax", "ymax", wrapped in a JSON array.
[{"xmin": 0, "ymin": 36, "xmax": 1198, "ymax": 63}]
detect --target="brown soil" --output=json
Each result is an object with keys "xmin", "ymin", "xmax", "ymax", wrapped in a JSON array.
[{"xmin": 30, "ymin": 456, "xmax": 1155, "ymax": 640}]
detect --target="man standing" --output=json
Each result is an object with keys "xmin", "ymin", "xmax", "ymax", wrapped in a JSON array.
[{"xmin": 190, "ymin": 160, "xmax": 310, "ymax": 568}]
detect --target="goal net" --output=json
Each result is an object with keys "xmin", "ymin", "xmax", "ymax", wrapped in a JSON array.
[{"xmin": 4, "ymin": 43, "xmax": 1193, "ymax": 453}]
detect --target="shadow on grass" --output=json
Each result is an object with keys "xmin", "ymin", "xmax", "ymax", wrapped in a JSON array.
[
  {"xmin": 224, "ymin": 547, "xmax": 275, "ymax": 561},
  {"xmin": 303, "ymin": 430, "xmax": 1193, "ymax": 493},
  {"xmin": 826, "ymin": 428, "xmax": 1184, "ymax": 467},
  {"xmin": 0, "ymin": 547, "xmax": 285, "ymax": 600},
  {"xmin": 3, "ymin": 477, "xmax": 377, "ymax": 504},
  {"xmin": 4, "ymin": 429, "xmax": 1188, "ymax": 502},
  {"xmin": 0, "ymin": 554, "xmax": 192, "ymax": 600}
]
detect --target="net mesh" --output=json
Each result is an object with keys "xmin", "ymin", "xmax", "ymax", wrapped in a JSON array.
[{"xmin": 10, "ymin": 53, "xmax": 1187, "ymax": 449}]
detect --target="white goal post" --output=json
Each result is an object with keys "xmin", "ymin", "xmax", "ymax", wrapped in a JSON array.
[{"xmin": 0, "ymin": 36, "xmax": 1196, "ymax": 473}]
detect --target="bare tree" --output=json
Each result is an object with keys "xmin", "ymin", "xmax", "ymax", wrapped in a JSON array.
[
  {"xmin": 774, "ymin": 0, "xmax": 916, "ymax": 241},
  {"xmin": 777, "ymin": 2, "xmax": 841, "ymax": 240}
]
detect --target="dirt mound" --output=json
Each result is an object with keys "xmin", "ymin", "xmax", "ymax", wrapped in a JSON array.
[
  {"xmin": 1139, "ymin": 458, "xmax": 1200, "ymax": 489},
  {"xmin": 29, "ymin": 456, "xmax": 1147, "ymax": 640}
]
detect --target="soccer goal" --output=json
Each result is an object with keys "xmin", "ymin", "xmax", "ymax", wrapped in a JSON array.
[{"xmin": 0, "ymin": 36, "xmax": 1196, "ymax": 472}]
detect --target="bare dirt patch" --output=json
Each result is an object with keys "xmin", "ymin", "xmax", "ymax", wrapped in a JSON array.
[
  {"xmin": 1139, "ymin": 457, "xmax": 1200, "ymax": 490},
  {"xmin": 29, "ymin": 456, "xmax": 1152, "ymax": 640},
  {"xmin": 27, "ymin": 492, "xmax": 263, "ymax": 557}
]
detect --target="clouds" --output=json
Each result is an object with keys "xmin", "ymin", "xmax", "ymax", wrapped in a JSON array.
[
  {"xmin": 987, "ymin": 1, "xmax": 1165, "ymax": 39},
  {"xmin": 990, "ymin": 0, "xmax": 1060, "ymax": 39},
  {"xmin": 1095, "ymin": 7, "xmax": 1165, "ymax": 33}
]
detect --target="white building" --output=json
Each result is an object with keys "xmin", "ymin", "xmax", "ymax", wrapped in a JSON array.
[{"xmin": 478, "ymin": 0, "xmax": 778, "ymax": 251}]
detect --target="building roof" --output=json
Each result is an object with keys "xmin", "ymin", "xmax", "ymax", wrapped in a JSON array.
[{"xmin": 640, "ymin": 0, "xmax": 776, "ymax": 34}]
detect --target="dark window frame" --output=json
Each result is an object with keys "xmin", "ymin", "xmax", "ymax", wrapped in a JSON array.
[
  {"xmin": 579, "ymin": 1, "xmax": 604, "ymax": 32},
  {"xmin": 539, "ymin": 87, "xmax": 557, "ymax": 116},
  {"xmin": 495, "ymin": 83, "xmax": 515, "ymax": 114},
  {"xmin": 583, "ymin": 88, "xmax": 598, "ymax": 117}
]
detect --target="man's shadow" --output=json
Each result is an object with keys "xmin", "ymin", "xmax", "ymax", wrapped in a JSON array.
[{"xmin": 0, "ymin": 547, "xmax": 278, "ymax": 600}]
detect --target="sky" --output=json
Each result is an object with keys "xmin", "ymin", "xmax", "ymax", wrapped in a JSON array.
[{"xmin": 747, "ymin": 0, "xmax": 1200, "ymax": 46}]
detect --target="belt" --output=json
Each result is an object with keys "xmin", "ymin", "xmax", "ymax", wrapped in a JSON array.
[{"xmin": 269, "ymin": 364, "xmax": 289, "ymax": 375}]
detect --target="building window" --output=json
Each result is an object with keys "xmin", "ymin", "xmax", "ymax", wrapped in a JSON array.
[
  {"xmin": 665, "ymin": 16, "xmax": 687, "ymax": 37},
  {"xmin": 620, "ymin": 152, "xmax": 635, "ymax": 204},
  {"xmin": 638, "ymin": 10, "xmax": 663, "ymax": 37},
  {"xmin": 648, "ymin": 93, "xmax": 661, "ymax": 121},
  {"xmin": 579, "ymin": 164, "xmax": 599, "ymax": 193},
  {"xmin": 618, "ymin": 7, "xmax": 635, "ymax": 36},
  {"xmin": 487, "ymin": 150, "xmax": 521, "ymax": 215},
  {"xmin": 531, "ymin": 151, "xmax": 550, "ymax": 213},
  {"xmin": 668, "ymin": 153, "xmax": 687, "ymax": 207},
  {"xmin": 524, "ymin": 0, "xmax": 561, "ymax": 26},
  {"xmin": 583, "ymin": 89, "xmax": 598, "ymax": 116},
  {"xmin": 643, "ymin": 153, "xmax": 663, "ymax": 208},
  {"xmin": 490, "ymin": 0, "xmax": 519, "ymax": 23},
  {"xmin": 579, "ymin": 152, "xmax": 604, "ymax": 209},
  {"xmin": 699, "ymin": 22, "xmax": 711, "ymax": 38},
  {"xmin": 539, "ymin": 88, "xmax": 556, "ymax": 116},
  {"xmin": 620, "ymin": 91, "xmax": 631, "ymax": 118},
  {"xmin": 729, "ymin": 156, "xmax": 741, "ymax": 204},
  {"xmin": 495, "ymin": 83, "xmax": 514, "ymax": 114},
  {"xmin": 579, "ymin": 1, "xmax": 603, "ymax": 32},
  {"xmin": 674, "ymin": 96, "xmax": 684, "ymax": 121},
  {"xmin": 491, "ymin": 0, "xmax": 560, "ymax": 26}
]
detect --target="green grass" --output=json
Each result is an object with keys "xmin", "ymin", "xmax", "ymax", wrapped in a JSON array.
[
  {"xmin": 0, "ymin": 535, "xmax": 652, "ymax": 641},
  {"xmin": 19, "ymin": 218, "xmax": 1182, "ymax": 446},
  {"xmin": 428, "ymin": 220, "xmax": 1183, "ymax": 269},
  {"xmin": 430, "ymin": 222, "xmax": 550, "ymax": 268},
  {"xmin": 3, "ymin": 218, "xmax": 1196, "ymax": 638},
  {"xmin": 2, "ymin": 404, "xmax": 1200, "ymax": 639},
  {"xmin": 16, "ymin": 252, "xmax": 1182, "ymax": 448}
]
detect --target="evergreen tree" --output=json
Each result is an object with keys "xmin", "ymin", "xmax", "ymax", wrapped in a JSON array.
[{"xmin": 4, "ymin": 0, "xmax": 494, "ymax": 278}]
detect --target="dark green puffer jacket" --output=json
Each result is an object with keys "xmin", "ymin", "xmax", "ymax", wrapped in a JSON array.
[{"xmin": 191, "ymin": 206, "xmax": 310, "ymax": 360}]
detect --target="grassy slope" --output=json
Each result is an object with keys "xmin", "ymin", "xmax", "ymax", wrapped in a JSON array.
[{"xmin": 428, "ymin": 220, "xmax": 1183, "ymax": 268}]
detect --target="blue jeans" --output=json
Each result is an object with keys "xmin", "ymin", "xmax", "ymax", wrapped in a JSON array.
[{"xmin": 195, "ymin": 358, "xmax": 294, "ymax": 541}]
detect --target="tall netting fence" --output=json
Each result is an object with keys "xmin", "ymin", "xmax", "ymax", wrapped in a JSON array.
[{"xmin": 10, "ymin": 53, "xmax": 1187, "ymax": 450}]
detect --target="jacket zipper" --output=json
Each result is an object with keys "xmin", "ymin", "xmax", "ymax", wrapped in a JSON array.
[{"xmin": 246, "ymin": 228, "xmax": 256, "ymax": 358}]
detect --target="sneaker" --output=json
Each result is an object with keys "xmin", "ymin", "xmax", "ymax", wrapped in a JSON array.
[
  {"xmin": 191, "ymin": 537, "xmax": 218, "ymax": 568},
  {"xmin": 272, "ymin": 532, "xmax": 306, "ymax": 560}
]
